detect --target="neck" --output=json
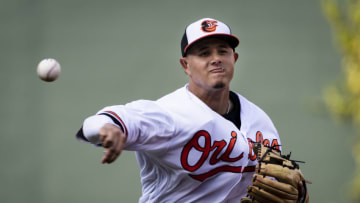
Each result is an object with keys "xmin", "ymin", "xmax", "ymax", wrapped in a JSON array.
[{"xmin": 188, "ymin": 83, "xmax": 230, "ymax": 115}]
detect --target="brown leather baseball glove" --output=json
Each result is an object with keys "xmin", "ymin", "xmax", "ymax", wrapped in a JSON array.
[{"xmin": 241, "ymin": 143, "xmax": 310, "ymax": 203}]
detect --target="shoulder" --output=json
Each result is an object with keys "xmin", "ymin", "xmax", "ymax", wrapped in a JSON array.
[
  {"xmin": 156, "ymin": 85, "xmax": 203, "ymax": 114},
  {"xmin": 156, "ymin": 85, "xmax": 216, "ymax": 126},
  {"xmin": 156, "ymin": 85, "xmax": 187, "ymax": 104}
]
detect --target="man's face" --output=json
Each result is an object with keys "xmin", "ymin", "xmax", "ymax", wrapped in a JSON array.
[{"xmin": 180, "ymin": 37, "xmax": 238, "ymax": 91}]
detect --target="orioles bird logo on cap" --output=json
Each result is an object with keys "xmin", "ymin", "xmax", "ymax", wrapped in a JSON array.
[{"xmin": 201, "ymin": 20, "xmax": 218, "ymax": 32}]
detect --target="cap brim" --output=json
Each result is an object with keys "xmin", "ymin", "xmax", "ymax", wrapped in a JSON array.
[{"xmin": 183, "ymin": 34, "xmax": 239, "ymax": 56}]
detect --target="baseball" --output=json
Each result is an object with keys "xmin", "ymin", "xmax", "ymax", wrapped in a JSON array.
[{"xmin": 37, "ymin": 58, "xmax": 61, "ymax": 82}]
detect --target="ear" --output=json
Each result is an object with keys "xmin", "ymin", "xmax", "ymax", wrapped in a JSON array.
[
  {"xmin": 179, "ymin": 57, "xmax": 191, "ymax": 75},
  {"xmin": 233, "ymin": 52, "xmax": 239, "ymax": 63}
]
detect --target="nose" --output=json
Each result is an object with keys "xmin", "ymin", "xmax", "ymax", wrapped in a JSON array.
[{"xmin": 210, "ymin": 53, "xmax": 222, "ymax": 66}]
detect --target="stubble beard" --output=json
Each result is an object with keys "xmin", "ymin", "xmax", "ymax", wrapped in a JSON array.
[{"xmin": 213, "ymin": 82, "xmax": 226, "ymax": 89}]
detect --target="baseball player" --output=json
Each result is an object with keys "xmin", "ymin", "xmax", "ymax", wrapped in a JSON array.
[{"xmin": 76, "ymin": 18, "xmax": 306, "ymax": 202}]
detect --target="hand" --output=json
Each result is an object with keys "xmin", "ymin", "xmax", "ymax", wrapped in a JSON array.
[{"xmin": 99, "ymin": 123, "xmax": 126, "ymax": 164}]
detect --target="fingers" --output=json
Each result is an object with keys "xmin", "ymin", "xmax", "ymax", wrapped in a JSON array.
[
  {"xmin": 102, "ymin": 133, "xmax": 125, "ymax": 164},
  {"xmin": 99, "ymin": 124, "xmax": 126, "ymax": 164},
  {"xmin": 101, "ymin": 132, "xmax": 114, "ymax": 148}
]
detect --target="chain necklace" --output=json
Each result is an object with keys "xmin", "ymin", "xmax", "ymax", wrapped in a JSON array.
[{"xmin": 226, "ymin": 100, "xmax": 231, "ymax": 114}]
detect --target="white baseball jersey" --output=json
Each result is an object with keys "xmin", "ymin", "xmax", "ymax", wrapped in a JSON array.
[{"xmin": 77, "ymin": 84, "xmax": 281, "ymax": 203}]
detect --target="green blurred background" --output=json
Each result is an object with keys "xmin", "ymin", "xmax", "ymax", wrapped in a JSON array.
[{"xmin": 0, "ymin": 0, "xmax": 354, "ymax": 202}]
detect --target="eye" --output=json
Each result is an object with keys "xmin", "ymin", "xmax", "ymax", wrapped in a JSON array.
[
  {"xmin": 218, "ymin": 49, "xmax": 228, "ymax": 55},
  {"xmin": 199, "ymin": 51, "xmax": 210, "ymax": 57}
]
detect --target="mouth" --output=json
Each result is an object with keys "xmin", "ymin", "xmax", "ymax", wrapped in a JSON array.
[{"xmin": 209, "ymin": 67, "xmax": 225, "ymax": 73}]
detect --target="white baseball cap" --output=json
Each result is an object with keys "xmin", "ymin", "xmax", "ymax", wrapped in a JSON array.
[{"xmin": 181, "ymin": 17, "xmax": 239, "ymax": 57}]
